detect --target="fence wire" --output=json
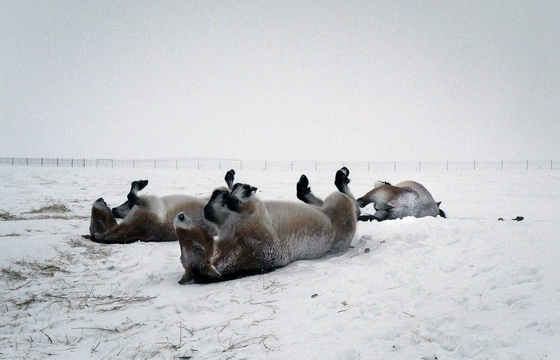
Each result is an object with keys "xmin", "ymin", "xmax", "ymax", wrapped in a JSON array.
[{"xmin": 1, "ymin": 157, "xmax": 559, "ymax": 171}]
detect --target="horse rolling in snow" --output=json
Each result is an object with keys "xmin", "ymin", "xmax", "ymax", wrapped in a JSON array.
[
  {"xmin": 173, "ymin": 167, "xmax": 358, "ymax": 283},
  {"xmin": 86, "ymin": 170, "xmax": 235, "ymax": 244},
  {"xmin": 356, "ymin": 180, "xmax": 445, "ymax": 221}
]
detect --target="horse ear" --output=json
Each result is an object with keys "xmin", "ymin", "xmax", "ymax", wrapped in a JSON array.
[
  {"xmin": 437, "ymin": 201, "xmax": 442, "ymax": 207},
  {"xmin": 374, "ymin": 180, "xmax": 391, "ymax": 188},
  {"xmin": 204, "ymin": 263, "xmax": 222, "ymax": 278},
  {"xmin": 178, "ymin": 270, "xmax": 193, "ymax": 284}
]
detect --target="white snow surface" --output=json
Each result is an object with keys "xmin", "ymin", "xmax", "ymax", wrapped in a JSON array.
[{"xmin": 1, "ymin": 166, "xmax": 559, "ymax": 359}]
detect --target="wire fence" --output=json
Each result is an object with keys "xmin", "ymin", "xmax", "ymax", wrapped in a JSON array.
[{"xmin": 1, "ymin": 157, "xmax": 559, "ymax": 171}]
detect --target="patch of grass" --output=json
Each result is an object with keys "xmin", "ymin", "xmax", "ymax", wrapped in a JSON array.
[
  {"xmin": 0, "ymin": 210, "xmax": 18, "ymax": 221},
  {"xmin": 1, "ymin": 203, "xmax": 88, "ymax": 221},
  {"xmin": 68, "ymin": 237, "xmax": 91, "ymax": 248},
  {"xmin": 15, "ymin": 202, "xmax": 88, "ymax": 220},
  {"xmin": 27, "ymin": 202, "xmax": 71, "ymax": 214},
  {"xmin": 0, "ymin": 232, "xmax": 21, "ymax": 237},
  {"xmin": 30, "ymin": 214, "xmax": 87, "ymax": 220},
  {"xmin": 67, "ymin": 237, "xmax": 112, "ymax": 260},
  {"xmin": 12, "ymin": 258, "xmax": 71, "ymax": 277},
  {"xmin": 1, "ymin": 266, "xmax": 28, "ymax": 281},
  {"xmin": 10, "ymin": 294, "xmax": 41, "ymax": 310}
]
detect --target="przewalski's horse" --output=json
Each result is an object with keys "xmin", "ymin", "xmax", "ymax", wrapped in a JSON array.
[
  {"xmin": 356, "ymin": 180, "xmax": 445, "ymax": 221},
  {"xmin": 173, "ymin": 168, "xmax": 358, "ymax": 283},
  {"xmin": 86, "ymin": 170, "xmax": 235, "ymax": 244},
  {"xmin": 111, "ymin": 169, "xmax": 236, "ymax": 219}
]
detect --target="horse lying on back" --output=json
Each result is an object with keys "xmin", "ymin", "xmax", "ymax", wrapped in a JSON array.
[
  {"xmin": 356, "ymin": 180, "xmax": 445, "ymax": 221},
  {"xmin": 174, "ymin": 168, "xmax": 358, "ymax": 283},
  {"xmin": 85, "ymin": 170, "xmax": 235, "ymax": 244}
]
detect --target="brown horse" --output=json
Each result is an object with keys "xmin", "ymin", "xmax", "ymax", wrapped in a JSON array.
[
  {"xmin": 174, "ymin": 168, "xmax": 358, "ymax": 283},
  {"xmin": 356, "ymin": 180, "xmax": 445, "ymax": 221},
  {"xmin": 86, "ymin": 170, "xmax": 235, "ymax": 244}
]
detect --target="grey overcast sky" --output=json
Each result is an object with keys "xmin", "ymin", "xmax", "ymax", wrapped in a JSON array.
[{"xmin": 1, "ymin": 1, "xmax": 559, "ymax": 161}]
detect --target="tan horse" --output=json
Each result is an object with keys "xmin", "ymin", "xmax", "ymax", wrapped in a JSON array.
[
  {"xmin": 86, "ymin": 170, "xmax": 235, "ymax": 244},
  {"xmin": 174, "ymin": 168, "xmax": 358, "ymax": 283},
  {"xmin": 356, "ymin": 180, "xmax": 445, "ymax": 221}
]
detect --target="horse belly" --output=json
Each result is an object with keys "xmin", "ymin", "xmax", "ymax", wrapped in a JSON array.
[
  {"xmin": 261, "ymin": 202, "xmax": 335, "ymax": 264},
  {"xmin": 273, "ymin": 219, "xmax": 333, "ymax": 263}
]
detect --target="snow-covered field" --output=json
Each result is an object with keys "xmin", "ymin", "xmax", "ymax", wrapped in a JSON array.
[{"xmin": 1, "ymin": 166, "xmax": 559, "ymax": 359}]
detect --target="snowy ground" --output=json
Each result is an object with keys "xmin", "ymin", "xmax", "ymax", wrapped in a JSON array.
[{"xmin": 0, "ymin": 166, "xmax": 559, "ymax": 359}]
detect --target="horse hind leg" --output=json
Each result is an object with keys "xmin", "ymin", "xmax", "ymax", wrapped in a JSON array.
[
  {"xmin": 334, "ymin": 167, "xmax": 362, "ymax": 218},
  {"xmin": 296, "ymin": 174, "xmax": 324, "ymax": 206},
  {"xmin": 334, "ymin": 167, "xmax": 354, "ymax": 200},
  {"xmin": 437, "ymin": 202, "xmax": 446, "ymax": 218},
  {"xmin": 322, "ymin": 193, "xmax": 357, "ymax": 254},
  {"xmin": 374, "ymin": 180, "xmax": 391, "ymax": 188}
]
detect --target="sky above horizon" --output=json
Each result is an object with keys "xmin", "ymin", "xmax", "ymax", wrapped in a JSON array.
[{"xmin": 1, "ymin": 1, "xmax": 559, "ymax": 161}]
